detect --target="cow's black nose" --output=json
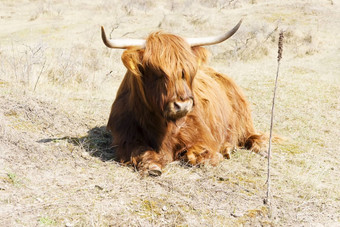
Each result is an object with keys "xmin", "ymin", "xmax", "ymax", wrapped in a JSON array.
[
  {"xmin": 166, "ymin": 98, "xmax": 193, "ymax": 120},
  {"xmin": 173, "ymin": 100, "xmax": 191, "ymax": 112}
]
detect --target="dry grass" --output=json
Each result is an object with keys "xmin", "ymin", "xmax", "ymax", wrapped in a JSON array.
[{"xmin": 0, "ymin": 0, "xmax": 339, "ymax": 226}]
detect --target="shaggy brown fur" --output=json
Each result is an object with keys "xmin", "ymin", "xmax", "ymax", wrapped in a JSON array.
[{"xmin": 107, "ymin": 32, "xmax": 265, "ymax": 175}]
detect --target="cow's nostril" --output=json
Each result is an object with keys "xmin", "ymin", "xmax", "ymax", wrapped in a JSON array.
[
  {"xmin": 167, "ymin": 99, "xmax": 193, "ymax": 120},
  {"xmin": 174, "ymin": 101, "xmax": 181, "ymax": 111},
  {"xmin": 173, "ymin": 99, "xmax": 193, "ymax": 112},
  {"xmin": 173, "ymin": 101, "xmax": 191, "ymax": 112}
]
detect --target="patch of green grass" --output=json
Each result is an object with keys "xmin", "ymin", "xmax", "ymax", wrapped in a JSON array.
[
  {"xmin": 277, "ymin": 143, "xmax": 305, "ymax": 155},
  {"xmin": 38, "ymin": 217, "xmax": 56, "ymax": 226},
  {"xmin": 139, "ymin": 199, "xmax": 162, "ymax": 218},
  {"xmin": 6, "ymin": 172, "xmax": 19, "ymax": 185}
]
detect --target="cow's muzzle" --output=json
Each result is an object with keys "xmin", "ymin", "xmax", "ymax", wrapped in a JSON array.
[{"xmin": 165, "ymin": 98, "xmax": 194, "ymax": 120}]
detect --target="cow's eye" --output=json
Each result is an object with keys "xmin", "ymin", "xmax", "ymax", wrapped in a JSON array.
[{"xmin": 182, "ymin": 71, "xmax": 185, "ymax": 80}]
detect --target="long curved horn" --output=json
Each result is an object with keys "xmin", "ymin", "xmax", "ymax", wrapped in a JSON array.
[
  {"xmin": 185, "ymin": 19, "xmax": 242, "ymax": 47},
  {"xmin": 101, "ymin": 26, "xmax": 146, "ymax": 49}
]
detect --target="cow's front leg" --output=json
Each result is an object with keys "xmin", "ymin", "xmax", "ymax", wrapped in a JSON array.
[
  {"xmin": 178, "ymin": 145, "xmax": 223, "ymax": 166},
  {"xmin": 130, "ymin": 148, "xmax": 168, "ymax": 176}
]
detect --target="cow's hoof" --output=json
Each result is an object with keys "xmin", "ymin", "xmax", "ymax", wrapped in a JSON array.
[
  {"xmin": 148, "ymin": 169, "xmax": 162, "ymax": 176},
  {"xmin": 148, "ymin": 164, "xmax": 162, "ymax": 177}
]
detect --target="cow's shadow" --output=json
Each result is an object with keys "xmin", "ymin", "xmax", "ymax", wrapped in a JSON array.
[{"xmin": 38, "ymin": 126, "xmax": 116, "ymax": 161}]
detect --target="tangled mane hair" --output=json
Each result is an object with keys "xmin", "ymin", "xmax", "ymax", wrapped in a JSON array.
[{"xmin": 120, "ymin": 32, "xmax": 209, "ymax": 117}]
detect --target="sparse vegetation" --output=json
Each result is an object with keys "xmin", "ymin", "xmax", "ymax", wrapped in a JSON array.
[
  {"xmin": 6, "ymin": 172, "xmax": 19, "ymax": 185},
  {"xmin": 38, "ymin": 217, "xmax": 56, "ymax": 226},
  {"xmin": 0, "ymin": 0, "xmax": 339, "ymax": 226}
]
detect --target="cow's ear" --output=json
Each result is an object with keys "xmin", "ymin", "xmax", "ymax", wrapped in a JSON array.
[
  {"xmin": 121, "ymin": 48, "xmax": 144, "ymax": 76},
  {"xmin": 191, "ymin": 46, "xmax": 209, "ymax": 67}
]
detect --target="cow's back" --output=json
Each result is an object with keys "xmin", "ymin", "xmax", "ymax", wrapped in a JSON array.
[{"xmin": 192, "ymin": 67, "xmax": 255, "ymax": 149}]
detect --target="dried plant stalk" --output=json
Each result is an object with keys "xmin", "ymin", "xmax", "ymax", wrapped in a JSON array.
[{"xmin": 264, "ymin": 31, "xmax": 284, "ymax": 206}]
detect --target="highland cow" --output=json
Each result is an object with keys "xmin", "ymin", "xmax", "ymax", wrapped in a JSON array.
[{"xmin": 101, "ymin": 20, "xmax": 265, "ymax": 176}]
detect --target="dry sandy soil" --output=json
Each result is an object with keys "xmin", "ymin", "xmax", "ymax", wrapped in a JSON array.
[{"xmin": 0, "ymin": 0, "xmax": 339, "ymax": 226}]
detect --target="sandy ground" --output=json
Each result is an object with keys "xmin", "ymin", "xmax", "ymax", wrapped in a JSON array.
[{"xmin": 0, "ymin": 0, "xmax": 339, "ymax": 226}]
